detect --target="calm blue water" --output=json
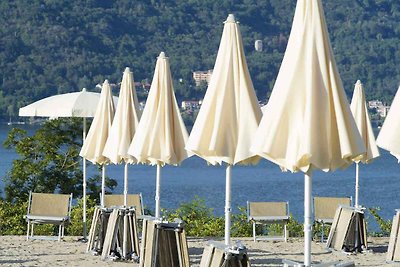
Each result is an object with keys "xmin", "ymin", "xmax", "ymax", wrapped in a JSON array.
[{"xmin": 0, "ymin": 124, "xmax": 398, "ymax": 231}]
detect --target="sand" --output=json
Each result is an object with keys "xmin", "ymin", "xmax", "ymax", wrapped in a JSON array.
[{"xmin": 0, "ymin": 235, "xmax": 397, "ymax": 266}]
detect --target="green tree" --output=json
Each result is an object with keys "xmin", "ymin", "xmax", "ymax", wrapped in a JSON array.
[{"xmin": 2, "ymin": 118, "xmax": 116, "ymax": 203}]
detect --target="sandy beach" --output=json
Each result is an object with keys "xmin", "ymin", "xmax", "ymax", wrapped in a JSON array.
[{"xmin": 0, "ymin": 235, "xmax": 397, "ymax": 266}]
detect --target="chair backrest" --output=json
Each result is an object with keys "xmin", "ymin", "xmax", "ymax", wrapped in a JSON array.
[
  {"xmin": 248, "ymin": 201, "xmax": 289, "ymax": 218},
  {"xmin": 314, "ymin": 196, "xmax": 351, "ymax": 221},
  {"xmin": 29, "ymin": 192, "xmax": 72, "ymax": 217},
  {"xmin": 104, "ymin": 194, "xmax": 143, "ymax": 216}
]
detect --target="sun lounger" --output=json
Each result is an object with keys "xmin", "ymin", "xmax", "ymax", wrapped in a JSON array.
[
  {"xmin": 313, "ymin": 196, "xmax": 352, "ymax": 242},
  {"xmin": 247, "ymin": 201, "xmax": 289, "ymax": 242},
  {"xmin": 25, "ymin": 191, "xmax": 73, "ymax": 241},
  {"xmin": 326, "ymin": 205, "xmax": 367, "ymax": 253},
  {"xmin": 386, "ymin": 209, "xmax": 400, "ymax": 262},
  {"xmin": 139, "ymin": 217, "xmax": 190, "ymax": 267},
  {"xmin": 103, "ymin": 193, "xmax": 144, "ymax": 217}
]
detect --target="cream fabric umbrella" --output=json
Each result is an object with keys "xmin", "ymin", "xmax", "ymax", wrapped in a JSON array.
[
  {"xmin": 19, "ymin": 88, "xmax": 118, "ymax": 241},
  {"xmin": 103, "ymin": 67, "xmax": 141, "ymax": 206},
  {"xmin": 186, "ymin": 14, "xmax": 262, "ymax": 246},
  {"xmin": 80, "ymin": 80, "xmax": 115, "ymax": 206},
  {"xmin": 128, "ymin": 52, "xmax": 190, "ymax": 218},
  {"xmin": 251, "ymin": 1, "xmax": 365, "ymax": 266},
  {"xmin": 376, "ymin": 86, "xmax": 400, "ymax": 161},
  {"xmin": 350, "ymin": 80, "xmax": 380, "ymax": 208}
]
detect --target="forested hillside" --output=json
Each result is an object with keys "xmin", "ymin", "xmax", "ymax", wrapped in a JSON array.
[{"xmin": 1, "ymin": 0, "xmax": 399, "ymax": 121}]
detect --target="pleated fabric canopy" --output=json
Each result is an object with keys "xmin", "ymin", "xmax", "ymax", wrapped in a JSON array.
[
  {"xmin": 377, "ymin": 86, "xmax": 400, "ymax": 161},
  {"xmin": 186, "ymin": 14, "xmax": 262, "ymax": 246},
  {"xmin": 250, "ymin": 1, "xmax": 365, "ymax": 266},
  {"xmin": 350, "ymin": 80, "xmax": 380, "ymax": 208},
  {"xmin": 129, "ymin": 52, "xmax": 190, "ymax": 218},
  {"xmin": 103, "ymin": 67, "xmax": 141, "ymax": 206},
  {"xmin": 80, "ymin": 80, "xmax": 115, "ymax": 206}
]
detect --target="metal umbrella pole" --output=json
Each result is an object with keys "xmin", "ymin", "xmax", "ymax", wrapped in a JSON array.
[{"xmin": 225, "ymin": 164, "xmax": 232, "ymax": 246}]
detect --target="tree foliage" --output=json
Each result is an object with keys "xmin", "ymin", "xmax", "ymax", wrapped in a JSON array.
[
  {"xmin": 2, "ymin": 118, "xmax": 116, "ymax": 202},
  {"xmin": 1, "ymin": 0, "xmax": 399, "ymax": 120}
]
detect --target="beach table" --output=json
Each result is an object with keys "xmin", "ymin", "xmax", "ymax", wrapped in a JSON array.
[
  {"xmin": 139, "ymin": 217, "xmax": 189, "ymax": 267},
  {"xmin": 326, "ymin": 205, "xmax": 367, "ymax": 253},
  {"xmin": 86, "ymin": 206, "xmax": 140, "ymax": 261},
  {"xmin": 199, "ymin": 240, "xmax": 250, "ymax": 267},
  {"xmin": 387, "ymin": 209, "xmax": 400, "ymax": 262}
]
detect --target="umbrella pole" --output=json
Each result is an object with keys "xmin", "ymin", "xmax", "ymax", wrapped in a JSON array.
[
  {"xmin": 304, "ymin": 171, "xmax": 312, "ymax": 267},
  {"xmin": 355, "ymin": 162, "xmax": 359, "ymax": 208},
  {"xmin": 225, "ymin": 164, "xmax": 232, "ymax": 246},
  {"xmin": 155, "ymin": 163, "xmax": 161, "ymax": 219},
  {"xmin": 101, "ymin": 165, "xmax": 106, "ymax": 207},
  {"xmin": 124, "ymin": 163, "xmax": 128, "ymax": 206},
  {"xmin": 82, "ymin": 118, "xmax": 87, "ymax": 241}
]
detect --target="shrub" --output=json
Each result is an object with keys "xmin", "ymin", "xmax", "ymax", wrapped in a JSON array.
[
  {"xmin": 368, "ymin": 207, "xmax": 392, "ymax": 237},
  {"xmin": 0, "ymin": 199, "xmax": 27, "ymax": 235}
]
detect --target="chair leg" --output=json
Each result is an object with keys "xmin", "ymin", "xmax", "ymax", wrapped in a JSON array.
[
  {"xmin": 31, "ymin": 224, "xmax": 34, "ymax": 237},
  {"xmin": 253, "ymin": 222, "xmax": 256, "ymax": 242},
  {"xmin": 58, "ymin": 225, "xmax": 62, "ymax": 242},
  {"xmin": 284, "ymin": 224, "xmax": 287, "ymax": 242},
  {"xmin": 26, "ymin": 221, "xmax": 30, "ymax": 241}
]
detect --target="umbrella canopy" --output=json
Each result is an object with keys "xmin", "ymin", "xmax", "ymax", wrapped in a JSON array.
[
  {"xmin": 80, "ymin": 80, "xmax": 115, "ymax": 206},
  {"xmin": 103, "ymin": 67, "xmax": 141, "ymax": 164},
  {"xmin": 186, "ymin": 14, "xmax": 262, "ymax": 245},
  {"xmin": 19, "ymin": 88, "xmax": 117, "ymax": 118},
  {"xmin": 376, "ymin": 86, "xmax": 400, "ymax": 161},
  {"xmin": 129, "ymin": 52, "xmax": 190, "ymax": 218},
  {"xmin": 350, "ymin": 80, "xmax": 379, "ymax": 208},
  {"xmin": 186, "ymin": 14, "xmax": 262, "ymax": 166},
  {"xmin": 102, "ymin": 67, "xmax": 141, "ymax": 206},
  {"xmin": 350, "ymin": 80, "xmax": 380, "ymax": 164},
  {"xmin": 80, "ymin": 80, "xmax": 115, "ymax": 165},
  {"xmin": 251, "ymin": 1, "xmax": 365, "ymax": 266}
]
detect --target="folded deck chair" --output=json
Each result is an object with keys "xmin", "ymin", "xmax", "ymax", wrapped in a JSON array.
[
  {"xmin": 313, "ymin": 196, "xmax": 352, "ymax": 242},
  {"xmin": 247, "ymin": 201, "xmax": 289, "ymax": 242},
  {"xmin": 103, "ymin": 194, "xmax": 144, "ymax": 218},
  {"xmin": 25, "ymin": 191, "xmax": 73, "ymax": 241}
]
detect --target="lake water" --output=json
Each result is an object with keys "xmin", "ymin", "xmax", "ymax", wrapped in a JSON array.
[{"xmin": 0, "ymin": 124, "xmax": 398, "ymax": 231}]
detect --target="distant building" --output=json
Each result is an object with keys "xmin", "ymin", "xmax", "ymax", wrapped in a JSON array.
[
  {"xmin": 181, "ymin": 100, "xmax": 202, "ymax": 110},
  {"xmin": 368, "ymin": 99, "xmax": 389, "ymax": 117},
  {"xmin": 193, "ymin": 70, "xmax": 213, "ymax": 86},
  {"xmin": 255, "ymin": 40, "xmax": 263, "ymax": 52}
]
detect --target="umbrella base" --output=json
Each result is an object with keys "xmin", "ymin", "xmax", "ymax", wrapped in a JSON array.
[
  {"xmin": 282, "ymin": 259, "xmax": 355, "ymax": 267},
  {"xmin": 199, "ymin": 240, "xmax": 250, "ymax": 267}
]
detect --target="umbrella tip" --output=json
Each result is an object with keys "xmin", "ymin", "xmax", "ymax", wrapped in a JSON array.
[
  {"xmin": 226, "ymin": 14, "xmax": 236, "ymax": 23},
  {"xmin": 82, "ymin": 88, "xmax": 87, "ymax": 92},
  {"xmin": 356, "ymin": 80, "xmax": 362, "ymax": 85},
  {"xmin": 124, "ymin": 67, "xmax": 131, "ymax": 73},
  {"xmin": 104, "ymin": 79, "xmax": 109, "ymax": 84},
  {"xmin": 158, "ymin": 51, "xmax": 167, "ymax": 58}
]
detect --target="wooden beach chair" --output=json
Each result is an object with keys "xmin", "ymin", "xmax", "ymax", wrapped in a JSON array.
[
  {"xmin": 313, "ymin": 196, "xmax": 352, "ymax": 242},
  {"xmin": 247, "ymin": 201, "xmax": 290, "ymax": 242},
  {"xmin": 25, "ymin": 191, "xmax": 73, "ymax": 241}
]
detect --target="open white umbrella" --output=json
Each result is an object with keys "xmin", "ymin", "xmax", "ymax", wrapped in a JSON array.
[
  {"xmin": 80, "ymin": 80, "xmax": 115, "ymax": 207},
  {"xmin": 350, "ymin": 80, "xmax": 380, "ymax": 208},
  {"xmin": 186, "ymin": 14, "xmax": 262, "ymax": 246},
  {"xmin": 376, "ymin": 86, "xmax": 400, "ymax": 161},
  {"xmin": 102, "ymin": 67, "xmax": 141, "ymax": 206},
  {"xmin": 128, "ymin": 52, "xmax": 190, "ymax": 218},
  {"xmin": 251, "ymin": 1, "xmax": 365, "ymax": 266},
  {"xmin": 19, "ymin": 88, "xmax": 118, "ymax": 241}
]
